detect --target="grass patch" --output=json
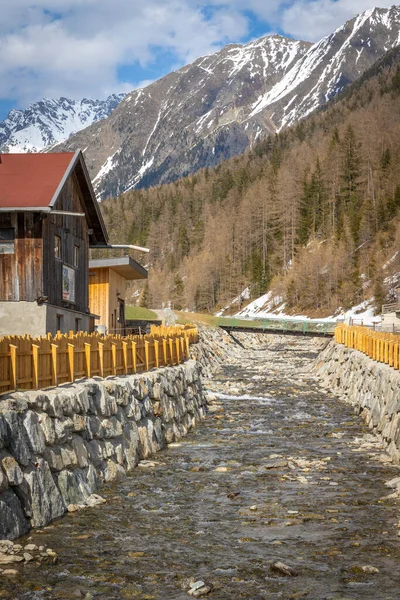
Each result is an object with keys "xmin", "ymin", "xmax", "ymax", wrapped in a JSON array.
[
  {"xmin": 125, "ymin": 306, "xmax": 159, "ymax": 320},
  {"xmin": 175, "ymin": 311, "xmax": 258, "ymax": 328}
]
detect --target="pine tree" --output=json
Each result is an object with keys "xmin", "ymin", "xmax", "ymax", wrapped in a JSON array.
[
  {"xmin": 139, "ymin": 282, "xmax": 152, "ymax": 308},
  {"xmin": 340, "ymin": 125, "xmax": 362, "ymax": 244}
]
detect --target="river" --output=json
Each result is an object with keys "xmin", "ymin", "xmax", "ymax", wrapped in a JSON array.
[{"xmin": 2, "ymin": 335, "xmax": 400, "ymax": 599}]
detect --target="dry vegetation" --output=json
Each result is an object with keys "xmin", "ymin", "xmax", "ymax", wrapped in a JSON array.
[{"xmin": 101, "ymin": 47, "xmax": 400, "ymax": 316}]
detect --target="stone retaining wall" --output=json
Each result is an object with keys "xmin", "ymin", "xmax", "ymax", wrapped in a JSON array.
[
  {"xmin": 0, "ymin": 360, "xmax": 206, "ymax": 540},
  {"xmin": 314, "ymin": 341, "xmax": 400, "ymax": 463}
]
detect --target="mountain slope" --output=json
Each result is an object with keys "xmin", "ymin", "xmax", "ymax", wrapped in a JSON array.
[
  {"xmin": 0, "ymin": 95, "xmax": 125, "ymax": 153},
  {"xmin": 251, "ymin": 6, "xmax": 400, "ymax": 129},
  {"xmin": 56, "ymin": 6, "xmax": 400, "ymax": 199},
  {"xmin": 100, "ymin": 44, "xmax": 400, "ymax": 316},
  {"xmin": 56, "ymin": 35, "xmax": 310, "ymax": 198}
]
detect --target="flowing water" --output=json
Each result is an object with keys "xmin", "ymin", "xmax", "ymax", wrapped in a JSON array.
[{"xmin": 2, "ymin": 336, "xmax": 400, "ymax": 599}]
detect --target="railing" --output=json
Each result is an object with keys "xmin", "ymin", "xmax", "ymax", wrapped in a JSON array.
[
  {"xmin": 335, "ymin": 324, "xmax": 400, "ymax": 370},
  {"xmin": 0, "ymin": 325, "xmax": 198, "ymax": 395},
  {"xmin": 382, "ymin": 303, "xmax": 400, "ymax": 314},
  {"xmin": 216, "ymin": 316, "xmax": 336, "ymax": 336}
]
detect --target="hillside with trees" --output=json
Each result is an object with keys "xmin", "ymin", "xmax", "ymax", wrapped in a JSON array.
[{"xmin": 100, "ymin": 47, "xmax": 400, "ymax": 317}]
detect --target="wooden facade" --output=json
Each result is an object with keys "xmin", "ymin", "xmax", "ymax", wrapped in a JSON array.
[
  {"xmin": 42, "ymin": 173, "xmax": 90, "ymax": 314},
  {"xmin": 89, "ymin": 257, "xmax": 148, "ymax": 335},
  {"xmin": 0, "ymin": 151, "xmax": 108, "ymax": 337},
  {"xmin": 0, "ymin": 212, "xmax": 42, "ymax": 301}
]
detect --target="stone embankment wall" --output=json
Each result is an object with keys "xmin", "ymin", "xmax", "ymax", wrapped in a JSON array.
[
  {"xmin": 0, "ymin": 360, "xmax": 206, "ymax": 540},
  {"xmin": 315, "ymin": 341, "xmax": 400, "ymax": 463}
]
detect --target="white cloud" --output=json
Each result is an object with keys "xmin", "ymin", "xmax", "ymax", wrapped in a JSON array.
[
  {"xmin": 0, "ymin": 0, "xmax": 395, "ymax": 109},
  {"xmin": 0, "ymin": 0, "xmax": 250, "ymax": 106},
  {"xmin": 280, "ymin": 0, "xmax": 397, "ymax": 41}
]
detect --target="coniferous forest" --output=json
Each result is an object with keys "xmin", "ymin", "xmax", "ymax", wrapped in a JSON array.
[{"xmin": 100, "ymin": 47, "xmax": 400, "ymax": 316}]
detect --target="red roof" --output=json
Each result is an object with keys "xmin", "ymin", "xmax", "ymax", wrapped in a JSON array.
[{"xmin": 0, "ymin": 152, "xmax": 76, "ymax": 208}]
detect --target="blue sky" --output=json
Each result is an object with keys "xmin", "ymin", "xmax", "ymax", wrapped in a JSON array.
[{"xmin": 0, "ymin": 1, "xmax": 396, "ymax": 120}]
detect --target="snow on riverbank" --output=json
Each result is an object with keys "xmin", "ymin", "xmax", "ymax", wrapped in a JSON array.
[{"xmin": 233, "ymin": 291, "xmax": 380, "ymax": 326}]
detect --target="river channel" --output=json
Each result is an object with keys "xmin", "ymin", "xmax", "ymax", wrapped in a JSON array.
[{"xmin": 2, "ymin": 335, "xmax": 400, "ymax": 599}]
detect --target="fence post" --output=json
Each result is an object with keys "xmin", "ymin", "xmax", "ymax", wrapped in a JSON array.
[
  {"xmin": 169, "ymin": 338, "xmax": 174, "ymax": 365},
  {"xmin": 122, "ymin": 341, "xmax": 128, "ymax": 375},
  {"xmin": 132, "ymin": 341, "xmax": 137, "ymax": 373},
  {"xmin": 68, "ymin": 343, "xmax": 74, "ymax": 383},
  {"xmin": 144, "ymin": 340, "xmax": 149, "ymax": 371},
  {"xmin": 394, "ymin": 343, "xmax": 399, "ymax": 370},
  {"xmin": 98, "ymin": 342, "xmax": 104, "ymax": 378},
  {"xmin": 185, "ymin": 336, "xmax": 190, "ymax": 359},
  {"xmin": 162, "ymin": 339, "xmax": 167, "ymax": 366},
  {"xmin": 389, "ymin": 341, "xmax": 394, "ymax": 367},
  {"xmin": 51, "ymin": 343, "xmax": 58, "ymax": 386},
  {"xmin": 9, "ymin": 344, "xmax": 18, "ymax": 391},
  {"xmin": 154, "ymin": 340, "xmax": 159, "ymax": 368},
  {"xmin": 111, "ymin": 343, "xmax": 117, "ymax": 376},
  {"xmin": 84, "ymin": 343, "xmax": 91, "ymax": 378},
  {"xmin": 175, "ymin": 338, "xmax": 180, "ymax": 364},
  {"xmin": 32, "ymin": 344, "xmax": 40, "ymax": 389}
]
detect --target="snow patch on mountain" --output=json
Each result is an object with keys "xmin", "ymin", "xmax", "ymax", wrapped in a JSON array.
[{"xmin": 0, "ymin": 94, "xmax": 126, "ymax": 153}]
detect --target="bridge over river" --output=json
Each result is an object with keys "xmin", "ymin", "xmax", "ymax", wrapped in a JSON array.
[
  {"xmin": 216, "ymin": 316, "xmax": 337, "ymax": 337},
  {"xmin": 2, "ymin": 333, "xmax": 399, "ymax": 600}
]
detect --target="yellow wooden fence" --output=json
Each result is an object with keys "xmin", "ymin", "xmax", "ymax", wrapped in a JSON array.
[
  {"xmin": 335, "ymin": 324, "xmax": 400, "ymax": 370},
  {"xmin": 0, "ymin": 325, "xmax": 198, "ymax": 395}
]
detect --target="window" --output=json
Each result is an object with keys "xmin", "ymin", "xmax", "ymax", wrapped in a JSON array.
[
  {"xmin": 54, "ymin": 235, "xmax": 61, "ymax": 259},
  {"xmin": 74, "ymin": 245, "xmax": 79, "ymax": 267},
  {"xmin": 56, "ymin": 314, "xmax": 63, "ymax": 333},
  {"xmin": 0, "ymin": 228, "xmax": 15, "ymax": 254}
]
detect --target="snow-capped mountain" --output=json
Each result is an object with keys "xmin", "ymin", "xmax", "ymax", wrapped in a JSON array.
[
  {"xmin": 0, "ymin": 94, "xmax": 126, "ymax": 153},
  {"xmin": 55, "ymin": 35, "xmax": 311, "ymax": 198},
  {"xmin": 251, "ymin": 6, "xmax": 400, "ymax": 129},
  {"xmin": 21, "ymin": 7, "xmax": 400, "ymax": 197}
]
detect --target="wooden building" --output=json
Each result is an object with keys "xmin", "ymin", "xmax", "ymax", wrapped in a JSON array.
[
  {"xmin": 89, "ymin": 257, "xmax": 148, "ymax": 335},
  {"xmin": 0, "ymin": 151, "xmax": 109, "ymax": 336},
  {"xmin": 381, "ymin": 287, "xmax": 400, "ymax": 331}
]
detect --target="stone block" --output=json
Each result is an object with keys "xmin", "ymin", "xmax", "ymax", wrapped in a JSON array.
[
  {"xmin": 2, "ymin": 411, "xmax": 33, "ymax": 467},
  {"xmin": 16, "ymin": 459, "xmax": 65, "ymax": 527},
  {"xmin": 37, "ymin": 412, "xmax": 56, "ymax": 446},
  {"xmin": 87, "ymin": 439, "xmax": 104, "ymax": 466},
  {"xmin": 23, "ymin": 392, "xmax": 50, "ymax": 412},
  {"xmin": 101, "ymin": 417, "xmax": 123, "ymax": 439},
  {"xmin": 71, "ymin": 435, "xmax": 89, "ymax": 469},
  {"xmin": 92, "ymin": 385, "xmax": 118, "ymax": 417},
  {"xmin": 0, "ymin": 490, "xmax": 30, "ymax": 540},
  {"xmin": 54, "ymin": 417, "xmax": 74, "ymax": 444},
  {"xmin": 125, "ymin": 397, "xmax": 141, "ymax": 421},
  {"xmin": 0, "ymin": 452, "xmax": 23, "ymax": 486},
  {"xmin": 0, "ymin": 415, "xmax": 10, "ymax": 450},
  {"xmin": 0, "ymin": 468, "xmax": 8, "ymax": 493},
  {"xmin": 60, "ymin": 445, "xmax": 78, "ymax": 469},
  {"xmin": 43, "ymin": 447, "xmax": 64, "ymax": 472},
  {"xmin": 23, "ymin": 410, "xmax": 46, "ymax": 454},
  {"xmin": 46, "ymin": 394, "xmax": 64, "ymax": 418},
  {"xmin": 55, "ymin": 469, "xmax": 93, "ymax": 506},
  {"xmin": 72, "ymin": 414, "xmax": 87, "ymax": 433}
]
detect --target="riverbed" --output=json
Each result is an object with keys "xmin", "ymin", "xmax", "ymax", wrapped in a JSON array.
[{"xmin": 2, "ymin": 335, "xmax": 400, "ymax": 599}]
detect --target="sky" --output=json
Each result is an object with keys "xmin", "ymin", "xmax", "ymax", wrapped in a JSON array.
[{"xmin": 0, "ymin": 1, "xmax": 397, "ymax": 120}]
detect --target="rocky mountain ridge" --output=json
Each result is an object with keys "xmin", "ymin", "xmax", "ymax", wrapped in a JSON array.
[
  {"xmin": 56, "ymin": 5, "xmax": 400, "ymax": 198},
  {"xmin": 1, "ymin": 6, "xmax": 400, "ymax": 197},
  {"xmin": 0, "ymin": 94, "xmax": 126, "ymax": 153}
]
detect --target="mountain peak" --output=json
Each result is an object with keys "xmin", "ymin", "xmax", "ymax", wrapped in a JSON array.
[
  {"xmin": 0, "ymin": 94, "xmax": 126, "ymax": 154},
  {"xmin": 1, "ymin": 7, "xmax": 400, "ymax": 195}
]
